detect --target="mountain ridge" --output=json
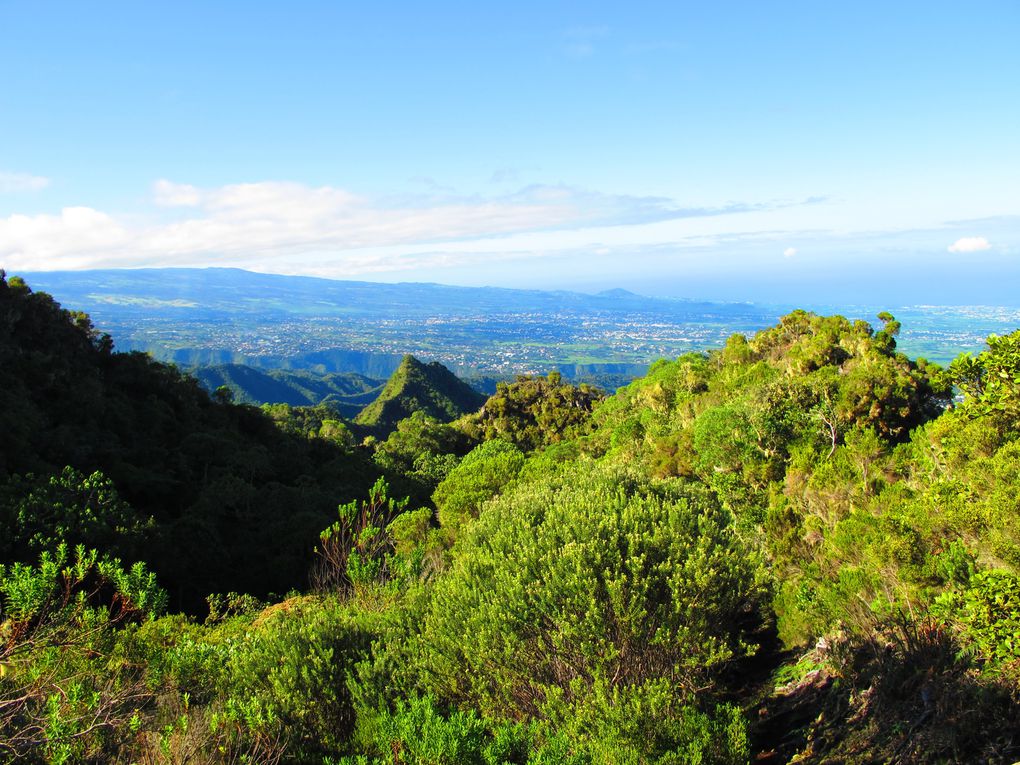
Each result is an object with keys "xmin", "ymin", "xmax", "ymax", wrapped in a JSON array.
[{"xmin": 192, "ymin": 363, "xmax": 384, "ymax": 415}]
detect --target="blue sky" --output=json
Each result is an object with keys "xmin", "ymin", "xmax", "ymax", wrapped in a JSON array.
[{"xmin": 1, "ymin": 1, "xmax": 1018, "ymax": 304}]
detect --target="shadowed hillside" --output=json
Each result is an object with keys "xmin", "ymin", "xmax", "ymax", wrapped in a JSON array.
[
  {"xmin": 193, "ymin": 363, "xmax": 384, "ymax": 416},
  {"xmin": 0, "ymin": 271, "xmax": 382, "ymax": 608}
]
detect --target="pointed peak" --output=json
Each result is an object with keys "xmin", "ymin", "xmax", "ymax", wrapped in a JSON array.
[
  {"xmin": 597, "ymin": 287, "xmax": 640, "ymax": 299},
  {"xmin": 354, "ymin": 355, "xmax": 485, "ymax": 435}
]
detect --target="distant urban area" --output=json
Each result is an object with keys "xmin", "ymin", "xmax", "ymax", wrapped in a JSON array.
[{"xmin": 23, "ymin": 268, "xmax": 1020, "ymax": 382}]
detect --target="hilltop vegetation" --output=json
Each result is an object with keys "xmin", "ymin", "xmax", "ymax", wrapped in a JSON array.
[
  {"xmin": 354, "ymin": 355, "xmax": 487, "ymax": 436},
  {"xmin": 2, "ymin": 270, "xmax": 1020, "ymax": 763},
  {"xmin": 0, "ymin": 273, "xmax": 382, "ymax": 608}
]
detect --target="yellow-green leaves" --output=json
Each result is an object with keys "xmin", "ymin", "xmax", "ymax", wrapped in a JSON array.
[{"xmin": 417, "ymin": 462, "xmax": 763, "ymax": 759}]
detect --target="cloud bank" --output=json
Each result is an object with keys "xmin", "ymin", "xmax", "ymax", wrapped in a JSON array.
[{"xmin": 0, "ymin": 179, "xmax": 797, "ymax": 273}]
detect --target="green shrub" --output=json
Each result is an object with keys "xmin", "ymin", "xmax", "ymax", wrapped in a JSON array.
[
  {"xmin": 944, "ymin": 569, "xmax": 1020, "ymax": 664},
  {"xmin": 417, "ymin": 461, "xmax": 763, "ymax": 759},
  {"xmin": 221, "ymin": 596, "xmax": 376, "ymax": 757},
  {"xmin": 312, "ymin": 478, "xmax": 409, "ymax": 596},
  {"xmin": 0, "ymin": 544, "xmax": 165, "ymax": 762},
  {"xmin": 432, "ymin": 439, "xmax": 525, "ymax": 533},
  {"xmin": 0, "ymin": 466, "xmax": 151, "ymax": 562}
]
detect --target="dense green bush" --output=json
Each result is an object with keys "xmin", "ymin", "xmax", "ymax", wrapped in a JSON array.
[
  {"xmin": 337, "ymin": 694, "xmax": 535, "ymax": 765},
  {"xmin": 220, "ymin": 596, "xmax": 376, "ymax": 757},
  {"xmin": 432, "ymin": 439, "xmax": 526, "ymax": 534},
  {"xmin": 0, "ymin": 466, "xmax": 150, "ymax": 563},
  {"xmin": 0, "ymin": 544, "xmax": 165, "ymax": 763},
  {"xmin": 417, "ymin": 461, "xmax": 763, "ymax": 760},
  {"xmin": 939, "ymin": 569, "xmax": 1020, "ymax": 664},
  {"xmin": 372, "ymin": 411, "xmax": 475, "ymax": 505},
  {"xmin": 456, "ymin": 372, "xmax": 603, "ymax": 451}
]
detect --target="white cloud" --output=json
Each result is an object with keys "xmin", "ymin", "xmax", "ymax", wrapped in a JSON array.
[
  {"xmin": 0, "ymin": 171, "xmax": 50, "ymax": 193},
  {"xmin": 0, "ymin": 178, "xmax": 842, "ymax": 277},
  {"xmin": 3, "ymin": 180, "xmax": 727, "ymax": 272},
  {"xmin": 153, "ymin": 179, "xmax": 203, "ymax": 207},
  {"xmin": 948, "ymin": 236, "xmax": 991, "ymax": 253},
  {"xmin": 783, "ymin": 247, "xmax": 797, "ymax": 257},
  {"xmin": 0, "ymin": 207, "xmax": 129, "ymax": 270}
]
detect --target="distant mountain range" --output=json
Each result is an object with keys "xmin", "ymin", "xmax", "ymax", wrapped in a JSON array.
[
  {"xmin": 16, "ymin": 267, "xmax": 1018, "ymax": 371},
  {"xmin": 17, "ymin": 267, "xmax": 750, "ymax": 319},
  {"xmin": 17, "ymin": 268, "xmax": 780, "ymax": 382}
]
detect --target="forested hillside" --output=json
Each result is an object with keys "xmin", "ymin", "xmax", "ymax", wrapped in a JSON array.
[
  {"xmin": 2, "ymin": 270, "xmax": 1019, "ymax": 763},
  {"xmin": 192, "ymin": 363, "xmax": 384, "ymax": 416},
  {"xmin": 0, "ymin": 273, "xmax": 382, "ymax": 608}
]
